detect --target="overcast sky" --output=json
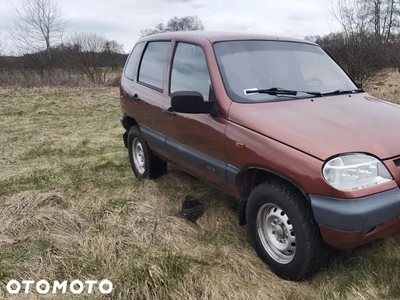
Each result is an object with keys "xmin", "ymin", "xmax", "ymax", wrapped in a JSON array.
[{"xmin": 0, "ymin": 0, "xmax": 341, "ymax": 53}]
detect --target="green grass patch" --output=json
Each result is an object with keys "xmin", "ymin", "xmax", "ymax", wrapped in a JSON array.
[
  {"xmin": 0, "ymin": 170, "xmax": 59, "ymax": 197},
  {"xmin": 198, "ymin": 230, "xmax": 237, "ymax": 247},
  {"xmin": 100, "ymin": 198, "xmax": 132, "ymax": 214},
  {"xmin": 21, "ymin": 141, "xmax": 119, "ymax": 161},
  {"xmin": 54, "ymin": 255, "xmax": 105, "ymax": 279},
  {"xmin": 90, "ymin": 158, "xmax": 128, "ymax": 173},
  {"xmin": 0, "ymin": 238, "xmax": 52, "ymax": 280},
  {"xmin": 115, "ymin": 252, "xmax": 208, "ymax": 299}
]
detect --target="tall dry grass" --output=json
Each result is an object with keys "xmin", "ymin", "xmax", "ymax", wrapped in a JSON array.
[
  {"xmin": 0, "ymin": 68, "xmax": 122, "ymax": 88},
  {"xmin": 0, "ymin": 71, "xmax": 400, "ymax": 299}
]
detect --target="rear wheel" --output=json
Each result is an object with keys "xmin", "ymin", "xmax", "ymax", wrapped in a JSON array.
[
  {"xmin": 246, "ymin": 181, "xmax": 328, "ymax": 281},
  {"xmin": 127, "ymin": 126, "xmax": 167, "ymax": 179}
]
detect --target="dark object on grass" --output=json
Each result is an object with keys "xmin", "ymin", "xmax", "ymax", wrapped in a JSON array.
[{"xmin": 181, "ymin": 196, "xmax": 204, "ymax": 223}]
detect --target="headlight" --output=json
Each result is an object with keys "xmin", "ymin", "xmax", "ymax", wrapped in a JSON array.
[{"xmin": 322, "ymin": 153, "xmax": 392, "ymax": 191}]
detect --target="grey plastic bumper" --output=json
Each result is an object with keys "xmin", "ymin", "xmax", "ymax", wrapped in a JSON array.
[{"xmin": 310, "ymin": 188, "xmax": 400, "ymax": 231}]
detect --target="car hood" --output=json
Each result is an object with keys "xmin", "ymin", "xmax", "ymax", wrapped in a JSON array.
[{"xmin": 228, "ymin": 93, "xmax": 400, "ymax": 160}]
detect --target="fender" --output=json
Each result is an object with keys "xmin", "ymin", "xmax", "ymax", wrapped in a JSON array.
[{"xmin": 237, "ymin": 166, "xmax": 311, "ymax": 226}]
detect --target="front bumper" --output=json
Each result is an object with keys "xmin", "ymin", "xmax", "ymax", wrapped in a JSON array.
[{"xmin": 310, "ymin": 188, "xmax": 400, "ymax": 249}]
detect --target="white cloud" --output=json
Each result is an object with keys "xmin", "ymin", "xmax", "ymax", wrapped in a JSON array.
[{"xmin": 0, "ymin": 0, "xmax": 341, "ymax": 53}]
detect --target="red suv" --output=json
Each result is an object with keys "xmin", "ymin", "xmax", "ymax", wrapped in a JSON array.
[{"xmin": 120, "ymin": 31, "xmax": 400, "ymax": 280}]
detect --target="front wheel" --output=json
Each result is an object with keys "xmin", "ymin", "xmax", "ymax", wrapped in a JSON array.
[{"xmin": 246, "ymin": 181, "xmax": 328, "ymax": 281}]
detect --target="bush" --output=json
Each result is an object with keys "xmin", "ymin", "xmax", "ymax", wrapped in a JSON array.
[{"xmin": 317, "ymin": 32, "xmax": 391, "ymax": 81}]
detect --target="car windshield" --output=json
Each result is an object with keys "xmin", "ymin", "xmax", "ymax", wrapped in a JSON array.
[{"xmin": 213, "ymin": 40, "xmax": 358, "ymax": 103}]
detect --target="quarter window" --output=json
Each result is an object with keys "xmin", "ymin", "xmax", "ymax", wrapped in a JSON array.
[
  {"xmin": 124, "ymin": 42, "xmax": 144, "ymax": 81},
  {"xmin": 170, "ymin": 43, "xmax": 211, "ymax": 100},
  {"xmin": 138, "ymin": 41, "xmax": 171, "ymax": 90}
]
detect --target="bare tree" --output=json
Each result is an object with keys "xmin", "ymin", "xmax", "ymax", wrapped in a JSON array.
[
  {"xmin": 166, "ymin": 16, "xmax": 205, "ymax": 32},
  {"xmin": 382, "ymin": 0, "xmax": 400, "ymax": 42},
  {"xmin": 9, "ymin": 0, "xmax": 67, "ymax": 67},
  {"xmin": 331, "ymin": 0, "xmax": 370, "ymax": 36},
  {"xmin": 140, "ymin": 16, "xmax": 204, "ymax": 37},
  {"xmin": 69, "ymin": 33, "xmax": 107, "ymax": 53},
  {"xmin": 331, "ymin": 0, "xmax": 400, "ymax": 42},
  {"xmin": 66, "ymin": 33, "xmax": 124, "ymax": 83},
  {"xmin": 363, "ymin": 0, "xmax": 400, "ymax": 41},
  {"xmin": 0, "ymin": 33, "xmax": 6, "ymax": 55},
  {"xmin": 317, "ymin": 32, "xmax": 385, "ymax": 80},
  {"xmin": 324, "ymin": 0, "xmax": 400, "ymax": 80},
  {"xmin": 140, "ymin": 23, "xmax": 167, "ymax": 37}
]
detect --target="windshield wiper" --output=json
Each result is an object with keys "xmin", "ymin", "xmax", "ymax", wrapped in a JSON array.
[
  {"xmin": 322, "ymin": 88, "xmax": 364, "ymax": 96},
  {"xmin": 244, "ymin": 87, "xmax": 322, "ymax": 97},
  {"xmin": 244, "ymin": 87, "xmax": 297, "ymax": 96}
]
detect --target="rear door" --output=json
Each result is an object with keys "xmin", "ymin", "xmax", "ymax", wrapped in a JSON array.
[
  {"xmin": 162, "ymin": 42, "xmax": 231, "ymax": 189},
  {"xmin": 121, "ymin": 40, "xmax": 172, "ymax": 157}
]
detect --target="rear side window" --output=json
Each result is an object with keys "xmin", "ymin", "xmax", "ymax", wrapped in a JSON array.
[
  {"xmin": 138, "ymin": 41, "xmax": 171, "ymax": 90},
  {"xmin": 124, "ymin": 42, "xmax": 144, "ymax": 80},
  {"xmin": 170, "ymin": 43, "xmax": 211, "ymax": 100}
]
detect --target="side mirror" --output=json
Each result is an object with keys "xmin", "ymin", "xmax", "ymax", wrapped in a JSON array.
[
  {"xmin": 171, "ymin": 91, "xmax": 213, "ymax": 114},
  {"xmin": 355, "ymin": 80, "xmax": 363, "ymax": 89}
]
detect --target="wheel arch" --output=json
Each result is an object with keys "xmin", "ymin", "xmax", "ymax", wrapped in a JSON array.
[
  {"xmin": 121, "ymin": 115, "xmax": 138, "ymax": 131},
  {"xmin": 238, "ymin": 167, "xmax": 310, "ymax": 226},
  {"xmin": 121, "ymin": 115, "xmax": 138, "ymax": 148}
]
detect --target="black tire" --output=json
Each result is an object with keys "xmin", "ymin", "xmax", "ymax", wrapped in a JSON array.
[
  {"xmin": 127, "ymin": 126, "xmax": 167, "ymax": 179},
  {"xmin": 246, "ymin": 180, "xmax": 328, "ymax": 281}
]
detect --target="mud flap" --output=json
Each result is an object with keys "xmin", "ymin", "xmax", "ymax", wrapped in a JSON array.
[
  {"xmin": 239, "ymin": 198, "xmax": 247, "ymax": 226},
  {"xmin": 123, "ymin": 132, "xmax": 128, "ymax": 148}
]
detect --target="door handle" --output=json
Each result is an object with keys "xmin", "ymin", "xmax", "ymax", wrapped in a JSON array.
[
  {"xmin": 130, "ymin": 93, "xmax": 140, "ymax": 103},
  {"xmin": 162, "ymin": 108, "xmax": 177, "ymax": 118}
]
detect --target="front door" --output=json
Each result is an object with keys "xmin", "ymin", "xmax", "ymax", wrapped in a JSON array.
[{"xmin": 162, "ymin": 42, "xmax": 231, "ymax": 190}]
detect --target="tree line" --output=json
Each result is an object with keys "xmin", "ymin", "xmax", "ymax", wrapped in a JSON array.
[
  {"xmin": 1, "ymin": 0, "xmax": 399, "ymax": 86},
  {"xmin": 0, "ymin": 0, "xmax": 205, "ymax": 87},
  {"xmin": 0, "ymin": 0, "xmax": 130, "ymax": 86},
  {"xmin": 312, "ymin": 0, "xmax": 400, "ymax": 81},
  {"xmin": 0, "ymin": 34, "xmax": 127, "ymax": 85}
]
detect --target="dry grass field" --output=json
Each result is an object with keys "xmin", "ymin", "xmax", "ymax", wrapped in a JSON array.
[{"xmin": 1, "ymin": 70, "xmax": 400, "ymax": 300}]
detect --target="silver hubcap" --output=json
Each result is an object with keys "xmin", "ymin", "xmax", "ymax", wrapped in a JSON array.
[
  {"xmin": 132, "ymin": 138, "xmax": 145, "ymax": 174},
  {"xmin": 257, "ymin": 203, "xmax": 296, "ymax": 264}
]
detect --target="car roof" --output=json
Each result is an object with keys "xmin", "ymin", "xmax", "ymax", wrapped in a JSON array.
[{"xmin": 138, "ymin": 30, "xmax": 317, "ymax": 45}]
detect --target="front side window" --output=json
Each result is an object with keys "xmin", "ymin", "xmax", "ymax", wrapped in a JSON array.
[
  {"xmin": 170, "ymin": 43, "xmax": 211, "ymax": 100},
  {"xmin": 214, "ymin": 41, "xmax": 358, "ymax": 102},
  {"xmin": 124, "ymin": 42, "xmax": 144, "ymax": 81},
  {"xmin": 138, "ymin": 41, "xmax": 171, "ymax": 90}
]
